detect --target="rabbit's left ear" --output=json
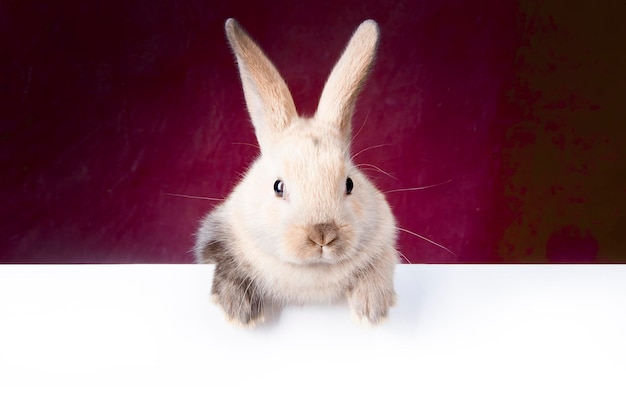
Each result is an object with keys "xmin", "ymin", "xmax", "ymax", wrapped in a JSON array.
[
  {"xmin": 225, "ymin": 19, "xmax": 298, "ymax": 148},
  {"xmin": 315, "ymin": 20, "xmax": 380, "ymax": 142}
]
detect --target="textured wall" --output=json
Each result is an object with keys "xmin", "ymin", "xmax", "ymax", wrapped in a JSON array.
[{"xmin": 1, "ymin": 0, "xmax": 624, "ymax": 263}]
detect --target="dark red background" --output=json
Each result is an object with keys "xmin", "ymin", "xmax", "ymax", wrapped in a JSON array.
[{"xmin": 2, "ymin": 0, "xmax": 625, "ymax": 263}]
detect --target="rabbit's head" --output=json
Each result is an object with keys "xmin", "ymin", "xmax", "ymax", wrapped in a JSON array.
[{"xmin": 224, "ymin": 19, "xmax": 391, "ymax": 267}]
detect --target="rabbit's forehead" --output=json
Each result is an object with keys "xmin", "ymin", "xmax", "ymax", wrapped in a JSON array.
[{"xmin": 278, "ymin": 137, "xmax": 348, "ymax": 180}]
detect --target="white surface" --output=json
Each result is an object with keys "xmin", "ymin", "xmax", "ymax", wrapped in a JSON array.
[{"xmin": 1, "ymin": 264, "xmax": 625, "ymax": 416}]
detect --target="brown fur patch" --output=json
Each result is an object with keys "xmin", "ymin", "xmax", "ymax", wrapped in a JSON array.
[
  {"xmin": 209, "ymin": 239, "xmax": 264, "ymax": 326},
  {"xmin": 308, "ymin": 222, "xmax": 339, "ymax": 246},
  {"xmin": 196, "ymin": 215, "xmax": 265, "ymax": 326}
]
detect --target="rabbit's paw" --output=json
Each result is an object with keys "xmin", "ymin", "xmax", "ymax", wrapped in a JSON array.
[
  {"xmin": 347, "ymin": 283, "xmax": 396, "ymax": 327},
  {"xmin": 211, "ymin": 273, "xmax": 264, "ymax": 328}
]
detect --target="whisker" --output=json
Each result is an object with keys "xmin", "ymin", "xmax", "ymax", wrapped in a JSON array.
[
  {"xmin": 356, "ymin": 163, "xmax": 397, "ymax": 180},
  {"xmin": 397, "ymin": 250, "xmax": 412, "ymax": 264},
  {"xmin": 231, "ymin": 142, "xmax": 260, "ymax": 149},
  {"xmin": 385, "ymin": 179, "xmax": 453, "ymax": 194},
  {"xmin": 352, "ymin": 143, "xmax": 391, "ymax": 159},
  {"xmin": 397, "ymin": 227, "xmax": 456, "ymax": 256},
  {"xmin": 164, "ymin": 192, "xmax": 223, "ymax": 202}
]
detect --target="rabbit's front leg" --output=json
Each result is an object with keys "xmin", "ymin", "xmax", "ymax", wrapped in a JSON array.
[
  {"xmin": 198, "ymin": 227, "xmax": 265, "ymax": 327},
  {"xmin": 211, "ymin": 263, "xmax": 264, "ymax": 327},
  {"xmin": 346, "ymin": 250, "xmax": 397, "ymax": 326}
]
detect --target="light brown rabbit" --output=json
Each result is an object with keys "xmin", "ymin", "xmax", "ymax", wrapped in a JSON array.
[{"xmin": 195, "ymin": 19, "xmax": 397, "ymax": 327}]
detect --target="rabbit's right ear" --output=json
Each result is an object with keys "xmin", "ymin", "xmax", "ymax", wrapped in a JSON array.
[
  {"xmin": 225, "ymin": 19, "xmax": 297, "ymax": 149},
  {"xmin": 315, "ymin": 20, "xmax": 379, "ymax": 143}
]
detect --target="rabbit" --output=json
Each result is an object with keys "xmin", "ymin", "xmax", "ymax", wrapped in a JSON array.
[{"xmin": 195, "ymin": 18, "xmax": 398, "ymax": 327}]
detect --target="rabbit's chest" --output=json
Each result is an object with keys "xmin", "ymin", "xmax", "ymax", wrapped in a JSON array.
[{"xmin": 258, "ymin": 264, "xmax": 352, "ymax": 303}]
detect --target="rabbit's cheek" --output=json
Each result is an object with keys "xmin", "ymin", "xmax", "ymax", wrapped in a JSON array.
[
  {"xmin": 281, "ymin": 225, "xmax": 315, "ymax": 262},
  {"xmin": 349, "ymin": 198, "xmax": 364, "ymax": 220}
]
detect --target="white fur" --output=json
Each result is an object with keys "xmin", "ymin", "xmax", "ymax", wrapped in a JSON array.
[{"xmin": 196, "ymin": 19, "xmax": 398, "ymax": 326}]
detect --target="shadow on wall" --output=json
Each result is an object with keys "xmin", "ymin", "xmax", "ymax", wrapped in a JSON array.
[{"xmin": 501, "ymin": 0, "xmax": 626, "ymax": 262}]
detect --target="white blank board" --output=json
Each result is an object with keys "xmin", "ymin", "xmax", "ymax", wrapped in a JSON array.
[{"xmin": 1, "ymin": 264, "xmax": 625, "ymax": 416}]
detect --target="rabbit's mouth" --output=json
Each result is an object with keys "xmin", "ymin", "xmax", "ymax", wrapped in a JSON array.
[
  {"xmin": 283, "ymin": 242, "xmax": 351, "ymax": 266},
  {"xmin": 310, "ymin": 246, "xmax": 347, "ymax": 264}
]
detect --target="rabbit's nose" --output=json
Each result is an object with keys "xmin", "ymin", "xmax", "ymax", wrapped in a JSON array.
[{"xmin": 308, "ymin": 222, "xmax": 339, "ymax": 247}]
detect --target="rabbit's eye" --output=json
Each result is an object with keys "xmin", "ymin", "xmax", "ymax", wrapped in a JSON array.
[
  {"xmin": 346, "ymin": 177, "xmax": 354, "ymax": 195},
  {"xmin": 274, "ymin": 179, "xmax": 284, "ymax": 197}
]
